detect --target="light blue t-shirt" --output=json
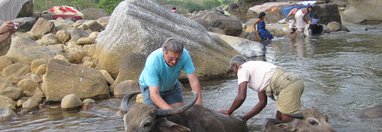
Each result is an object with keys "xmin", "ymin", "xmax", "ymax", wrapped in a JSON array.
[{"xmin": 139, "ymin": 48, "xmax": 195, "ymax": 92}]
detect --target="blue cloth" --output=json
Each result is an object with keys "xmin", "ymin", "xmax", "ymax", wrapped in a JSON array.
[
  {"xmin": 280, "ymin": 5, "xmax": 310, "ymax": 17},
  {"xmin": 257, "ymin": 21, "xmax": 273, "ymax": 40},
  {"xmin": 141, "ymin": 81, "xmax": 183, "ymax": 105},
  {"xmin": 139, "ymin": 48, "xmax": 195, "ymax": 92},
  {"xmin": 311, "ymin": 18, "xmax": 319, "ymax": 24}
]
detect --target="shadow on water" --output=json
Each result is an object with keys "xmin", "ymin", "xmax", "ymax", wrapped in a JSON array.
[{"xmin": 2, "ymin": 30, "xmax": 382, "ymax": 132}]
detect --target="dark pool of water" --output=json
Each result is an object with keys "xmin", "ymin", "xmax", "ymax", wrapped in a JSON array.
[{"xmin": 1, "ymin": 27, "xmax": 382, "ymax": 132}]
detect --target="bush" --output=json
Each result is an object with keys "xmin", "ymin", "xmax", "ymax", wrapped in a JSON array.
[
  {"xmin": 185, "ymin": 2, "xmax": 204, "ymax": 13},
  {"xmin": 97, "ymin": 0, "xmax": 122, "ymax": 14}
]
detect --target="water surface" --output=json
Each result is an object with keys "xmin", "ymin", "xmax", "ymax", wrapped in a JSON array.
[{"xmin": 1, "ymin": 27, "xmax": 382, "ymax": 132}]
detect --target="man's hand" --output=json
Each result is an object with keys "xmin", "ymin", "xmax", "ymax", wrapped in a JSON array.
[
  {"xmin": 218, "ymin": 109, "xmax": 231, "ymax": 115},
  {"xmin": 234, "ymin": 115, "xmax": 247, "ymax": 122},
  {"xmin": 0, "ymin": 21, "xmax": 16, "ymax": 35}
]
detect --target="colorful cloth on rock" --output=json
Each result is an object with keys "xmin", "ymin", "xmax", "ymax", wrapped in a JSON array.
[{"xmin": 48, "ymin": 6, "xmax": 84, "ymax": 20}]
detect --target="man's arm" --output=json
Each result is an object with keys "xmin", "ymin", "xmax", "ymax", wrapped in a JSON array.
[
  {"xmin": 241, "ymin": 90, "xmax": 267, "ymax": 121},
  {"xmin": 225, "ymin": 81, "xmax": 248, "ymax": 115},
  {"xmin": 149, "ymin": 86, "xmax": 172, "ymax": 109},
  {"xmin": 187, "ymin": 72, "xmax": 203, "ymax": 105}
]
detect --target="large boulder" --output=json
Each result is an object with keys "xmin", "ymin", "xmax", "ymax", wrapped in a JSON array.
[
  {"xmin": 312, "ymin": 3, "xmax": 342, "ymax": 25},
  {"xmin": 340, "ymin": 0, "xmax": 382, "ymax": 24},
  {"xmin": 209, "ymin": 32, "xmax": 263, "ymax": 57},
  {"xmin": 187, "ymin": 10, "xmax": 243, "ymax": 36},
  {"xmin": 41, "ymin": 59, "xmax": 109, "ymax": 102},
  {"xmin": 95, "ymin": 0, "xmax": 239, "ymax": 80},
  {"xmin": 247, "ymin": 2, "xmax": 290, "ymax": 23}
]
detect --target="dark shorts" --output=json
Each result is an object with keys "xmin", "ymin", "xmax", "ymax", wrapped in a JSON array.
[{"xmin": 140, "ymin": 81, "xmax": 183, "ymax": 106}]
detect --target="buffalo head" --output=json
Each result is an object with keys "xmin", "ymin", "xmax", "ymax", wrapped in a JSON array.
[
  {"xmin": 121, "ymin": 91, "xmax": 198, "ymax": 132},
  {"xmin": 265, "ymin": 108, "xmax": 336, "ymax": 132}
]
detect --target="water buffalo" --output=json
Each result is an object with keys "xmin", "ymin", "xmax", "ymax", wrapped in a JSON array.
[
  {"xmin": 120, "ymin": 91, "xmax": 248, "ymax": 132},
  {"xmin": 264, "ymin": 108, "xmax": 336, "ymax": 132}
]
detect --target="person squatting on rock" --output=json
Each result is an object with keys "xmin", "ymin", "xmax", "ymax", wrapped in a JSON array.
[
  {"xmin": 221, "ymin": 55, "xmax": 304, "ymax": 122},
  {"xmin": 139, "ymin": 37, "xmax": 203, "ymax": 110},
  {"xmin": 286, "ymin": 6, "xmax": 313, "ymax": 34}
]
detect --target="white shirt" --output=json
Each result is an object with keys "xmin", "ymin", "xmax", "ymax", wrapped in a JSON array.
[{"xmin": 237, "ymin": 61, "xmax": 277, "ymax": 92}]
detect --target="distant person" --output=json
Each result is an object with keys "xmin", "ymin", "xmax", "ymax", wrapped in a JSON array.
[
  {"xmin": 139, "ymin": 37, "xmax": 203, "ymax": 110},
  {"xmin": 308, "ymin": 14, "xmax": 323, "ymax": 35},
  {"xmin": 221, "ymin": 55, "xmax": 304, "ymax": 122},
  {"xmin": 254, "ymin": 12, "xmax": 273, "ymax": 58},
  {"xmin": 286, "ymin": 6, "xmax": 313, "ymax": 33},
  {"xmin": 171, "ymin": 6, "xmax": 177, "ymax": 13},
  {"xmin": 254, "ymin": 12, "xmax": 273, "ymax": 41}
]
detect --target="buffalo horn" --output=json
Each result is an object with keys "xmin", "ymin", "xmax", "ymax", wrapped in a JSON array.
[
  {"xmin": 154, "ymin": 91, "xmax": 198, "ymax": 117},
  {"xmin": 120, "ymin": 91, "xmax": 141, "ymax": 112}
]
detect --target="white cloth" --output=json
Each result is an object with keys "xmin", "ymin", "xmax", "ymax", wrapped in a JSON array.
[
  {"xmin": 294, "ymin": 9, "xmax": 306, "ymax": 30},
  {"xmin": 288, "ymin": 19, "xmax": 296, "ymax": 29},
  {"xmin": 0, "ymin": 0, "xmax": 29, "ymax": 21},
  {"xmin": 237, "ymin": 61, "xmax": 277, "ymax": 92}
]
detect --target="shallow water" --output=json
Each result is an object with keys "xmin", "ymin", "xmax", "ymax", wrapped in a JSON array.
[{"xmin": 1, "ymin": 27, "xmax": 382, "ymax": 132}]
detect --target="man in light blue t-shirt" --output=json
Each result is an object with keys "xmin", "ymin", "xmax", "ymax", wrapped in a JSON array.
[{"xmin": 139, "ymin": 37, "xmax": 203, "ymax": 110}]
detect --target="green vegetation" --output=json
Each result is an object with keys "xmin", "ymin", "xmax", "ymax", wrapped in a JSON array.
[
  {"xmin": 34, "ymin": 0, "xmax": 238, "ymax": 15},
  {"xmin": 160, "ymin": 0, "xmax": 239, "ymax": 13},
  {"xmin": 97, "ymin": 0, "xmax": 123, "ymax": 14},
  {"xmin": 34, "ymin": 0, "xmax": 98, "ymax": 12}
]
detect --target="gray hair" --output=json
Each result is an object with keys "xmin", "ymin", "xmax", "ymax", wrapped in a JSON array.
[
  {"xmin": 162, "ymin": 37, "xmax": 184, "ymax": 53},
  {"xmin": 229, "ymin": 55, "xmax": 247, "ymax": 67}
]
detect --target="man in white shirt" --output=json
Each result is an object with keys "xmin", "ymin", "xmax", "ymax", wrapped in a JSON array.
[{"xmin": 221, "ymin": 55, "xmax": 304, "ymax": 122}]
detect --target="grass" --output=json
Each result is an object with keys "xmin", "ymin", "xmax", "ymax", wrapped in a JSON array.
[{"xmin": 34, "ymin": 0, "xmax": 98, "ymax": 13}]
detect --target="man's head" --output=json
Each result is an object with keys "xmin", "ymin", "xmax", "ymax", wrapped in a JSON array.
[
  {"xmin": 307, "ymin": 6, "xmax": 313, "ymax": 13},
  {"xmin": 162, "ymin": 37, "xmax": 184, "ymax": 67},
  {"xmin": 229, "ymin": 55, "xmax": 247, "ymax": 75}
]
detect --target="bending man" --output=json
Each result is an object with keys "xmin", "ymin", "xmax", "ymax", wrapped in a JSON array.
[
  {"xmin": 221, "ymin": 55, "xmax": 304, "ymax": 122},
  {"xmin": 139, "ymin": 37, "xmax": 203, "ymax": 109}
]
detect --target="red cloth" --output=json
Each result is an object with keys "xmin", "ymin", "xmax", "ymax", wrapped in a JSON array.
[{"xmin": 48, "ymin": 6, "xmax": 83, "ymax": 20}]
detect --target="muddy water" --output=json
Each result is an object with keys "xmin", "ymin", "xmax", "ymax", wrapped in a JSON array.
[{"xmin": 1, "ymin": 27, "xmax": 382, "ymax": 132}]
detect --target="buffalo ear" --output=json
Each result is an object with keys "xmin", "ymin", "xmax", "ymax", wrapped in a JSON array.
[{"xmin": 158, "ymin": 118, "xmax": 190, "ymax": 132}]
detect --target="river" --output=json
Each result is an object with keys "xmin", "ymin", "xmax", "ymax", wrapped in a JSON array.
[{"xmin": 1, "ymin": 25, "xmax": 382, "ymax": 132}]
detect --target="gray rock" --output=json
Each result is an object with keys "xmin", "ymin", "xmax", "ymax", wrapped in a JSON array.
[
  {"xmin": 209, "ymin": 32, "xmax": 264, "ymax": 57},
  {"xmin": 0, "ymin": 86, "xmax": 23, "ymax": 100},
  {"xmin": 28, "ymin": 18, "xmax": 55, "ymax": 39},
  {"xmin": 96, "ymin": 0, "xmax": 238, "ymax": 80},
  {"xmin": 0, "ymin": 106, "xmax": 17, "ymax": 121},
  {"xmin": 0, "ymin": 95, "xmax": 16, "ymax": 110},
  {"xmin": 61, "ymin": 94, "xmax": 82, "ymax": 110},
  {"xmin": 5, "ymin": 36, "xmax": 62, "ymax": 64},
  {"xmin": 113, "ymin": 80, "xmax": 140, "ymax": 98},
  {"xmin": 1, "ymin": 62, "xmax": 30, "ymax": 83}
]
